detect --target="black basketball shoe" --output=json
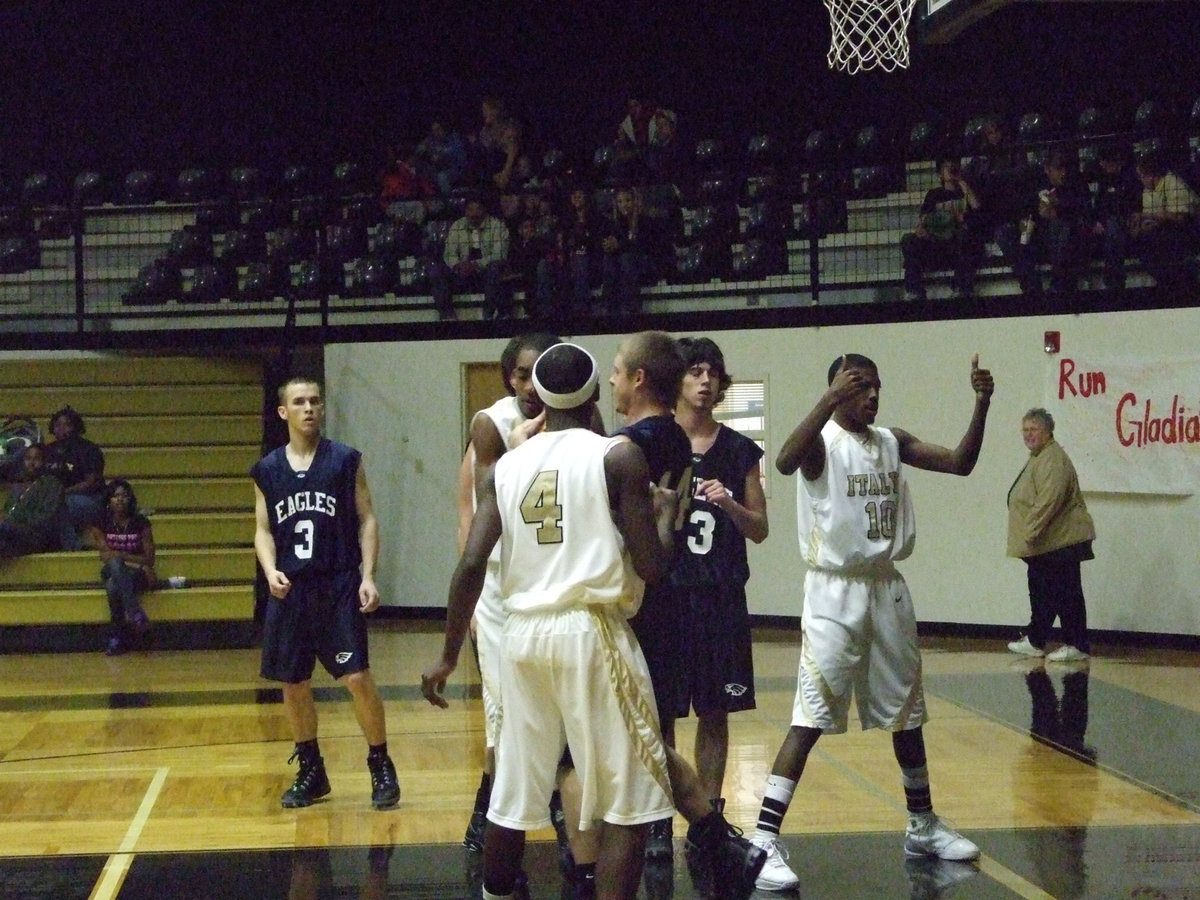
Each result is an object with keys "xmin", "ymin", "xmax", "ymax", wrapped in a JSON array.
[
  {"xmin": 368, "ymin": 754, "xmax": 401, "ymax": 809},
  {"xmin": 281, "ymin": 752, "xmax": 331, "ymax": 808},
  {"xmin": 684, "ymin": 811, "xmax": 767, "ymax": 900}
]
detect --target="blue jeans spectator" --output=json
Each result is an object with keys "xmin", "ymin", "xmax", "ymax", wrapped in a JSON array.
[
  {"xmin": 601, "ymin": 251, "xmax": 648, "ymax": 315},
  {"xmin": 430, "ymin": 260, "xmax": 505, "ymax": 320},
  {"xmin": 1010, "ymin": 218, "xmax": 1083, "ymax": 298},
  {"xmin": 61, "ymin": 493, "xmax": 104, "ymax": 550}
]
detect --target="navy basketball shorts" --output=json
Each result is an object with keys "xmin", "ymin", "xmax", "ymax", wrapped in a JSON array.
[
  {"xmin": 259, "ymin": 569, "xmax": 370, "ymax": 683},
  {"xmin": 680, "ymin": 582, "xmax": 756, "ymax": 716},
  {"xmin": 628, "ymin": 582, "xmax": 689, "ymax": 722}
]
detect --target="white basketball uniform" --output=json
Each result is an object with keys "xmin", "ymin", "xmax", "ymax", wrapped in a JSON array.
[
  {"xmin": 792, "ymin": 419, "xmax": 928, "ymax": 733},
  {"xmin": 486, "ymin": 428, "xmax": 672, "ymax": 832},
  {"xmin": 470, "ymin": 396, "xmax": 526, "ymax": 749}
]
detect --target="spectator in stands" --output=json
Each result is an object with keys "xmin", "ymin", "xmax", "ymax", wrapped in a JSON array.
[
  {"xmin": 642, "ymin": 108, "xmax": 687, "ymax": 269},
  {"xmin": 964, "ymin": 116, "xmax": 1039, "ymax": 275},
  {"xmin": 415, "ymin": 119, "xmax": 468, "ymax": 196},
  {"xmin": 1089, "ymin": 144, "xmax": 1142, "ymax": 292},
  {"xmin": 500, "ymin": 217, "xmax": 552, "ymax": 318},
  {"xmin": 45, "ymin": 405, "xmax": 105, "ymax": 549},
  {"xmin": 84, "ymin": 478, "xmax": 155, "ymax": 656},
  {"xmin": 557, "ymin": 185, "xmax": 603, "ymax": 315},
  {"xmin": 378, "ymin": 143, "xmax": 434, "ymax": 223},
  {"xmin": 431, "ymin": 196, "xmax": 509, "ymax": 320},
  {"xmin": 600, "ymin": 186, "xmax": 656, "ymax": 315},
  {"xmin": 612, "ymin": 93, "xmax": 660, "ymax": 183},
  {"xmin": 470, "ymin": 97, "xmax": 521, "ymax": 193},
  {"xmin": 0, "ymin": 443, "xmax": 64, "ymax": 559},
  {"xmin": 1013, "ymin": 150, "xmax": 1092, "ymax": 298},
  {"xmin": 1130, "ymin": 151, "xmax": 1200, "ymax": 291},
  {"xmin": 530, "ymin": 189, "xmax": 560, "ymax": 243},
  {"xmin": 646, "ymin": 108, "xmax": 685, "ymax": 187},
  {"xmin": 497, "ymin": 188, "xmax": 525, "ymax": 237},
  {"xmin": 900, "ymin": 158, "xmax": 983, "ymax": 301}
]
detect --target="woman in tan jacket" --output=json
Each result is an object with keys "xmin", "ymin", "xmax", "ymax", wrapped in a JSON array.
[{"xmin": 1006, "ymin": 408, "xmax": 1095, "ymax": 661}]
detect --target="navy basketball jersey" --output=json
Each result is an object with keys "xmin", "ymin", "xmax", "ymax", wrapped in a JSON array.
[
  {"xmin": 251, "ymin": 438, "xmax": 362, "ymax": 577},
  {"xmin": 614, "ymin": 414, "xmax": 693, "ymax": 492},
  {"xmin": 673, "ymin": 425, "xmax": 763, "ymax": 588}
]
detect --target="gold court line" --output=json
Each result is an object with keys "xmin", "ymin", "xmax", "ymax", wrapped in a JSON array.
[
  {"xmin": 977, "ymin": 854, "xmax": 1058, "ymax": 899},
  {"xmin": 88, "ymin": 766, "xmax": 168, "ymax": 900}
]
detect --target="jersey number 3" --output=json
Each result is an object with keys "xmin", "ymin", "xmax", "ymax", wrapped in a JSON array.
[
  {"xmin": 293, "ymin": 519, "xmax": 315, "ymax": 559},
  {"xmin": 686, "ymin": 509, "xmax": 716, "ymax": 555},
  {"xmin": 520, "ymin": 470, "xmax": 564, "ymax": 544}
]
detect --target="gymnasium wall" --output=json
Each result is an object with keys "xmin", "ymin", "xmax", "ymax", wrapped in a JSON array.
[{"xmin": 326, "ymin": 306, "xmax": 1200, "ymax": 638}]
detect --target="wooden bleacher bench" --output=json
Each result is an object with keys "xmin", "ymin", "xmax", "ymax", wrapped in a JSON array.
[{"xmin": 0, "ymin": 355, "xmax": 262, "ymax": 650}]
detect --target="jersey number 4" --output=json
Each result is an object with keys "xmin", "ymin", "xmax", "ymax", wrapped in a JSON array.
[{"xmin": 520, "ymin": 470, "xmax": 564, "ymax": 544}]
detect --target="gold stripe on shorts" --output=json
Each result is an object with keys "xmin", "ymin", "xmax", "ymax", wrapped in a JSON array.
[
  {"xmin": 800, "ymin": 627, "xmax": 839, "ymax": 717},
  {"xmin": 890, "ymin": 655, "xmax": 926, "ymax": 731},
  {"xmin": 590, "ymin": 609, "xmax": 674, "ymax": 800}
]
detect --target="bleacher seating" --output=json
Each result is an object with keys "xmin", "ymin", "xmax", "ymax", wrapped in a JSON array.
[
  {"xmin": 0, "ymin": 356, "xmax": 262, "ymax": 650},
  {"xmin": 0, "ymin": 105, "xmax": 1196, "ymax": 329}
]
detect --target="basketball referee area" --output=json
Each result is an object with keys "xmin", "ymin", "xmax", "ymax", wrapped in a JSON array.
[{"xmin": 2, "ymin": 624, "xmax": 1200, "ymax": 899}]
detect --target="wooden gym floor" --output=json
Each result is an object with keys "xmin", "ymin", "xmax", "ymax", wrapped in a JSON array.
[{"xmin": 2, "ymin": 622, "xmax": 1199, "ymax": 899}]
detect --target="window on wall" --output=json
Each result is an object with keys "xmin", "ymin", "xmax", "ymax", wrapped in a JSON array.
[{"xmin": 713, "ymin": 378, "xmax": 768, "ymax": 492}]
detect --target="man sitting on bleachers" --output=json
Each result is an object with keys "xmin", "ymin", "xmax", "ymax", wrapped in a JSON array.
[
  {"xmin": 900, "ymin": 158, "xmax": 983, "ymax": 301},
  {"xmin": 1012, "ymin": 149, "xmax": 1092, "ymax": 299},
  {"xmin": 0, "ymin": 443, "xmax": 64, "ymax": 559},
  {"xmin": 430, "ymin": 196, "xmax": 510, "ymax": 321},
  {"xmin": 1130, "ymin": 151, "xmax": 1200, "ymax": 292}
]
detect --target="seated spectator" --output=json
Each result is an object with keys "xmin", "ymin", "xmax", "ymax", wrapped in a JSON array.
[
  {"xmin": 556, "ymin": 185, "xmax": 604, "ymax": 315},
  {"xmin": 900, "ymin": 158, "xmax": 983, "ymax": 301},
  {"xmin": 497, "ymin": 188, "xmax": 525, "ymax": 236},
  {"xmin": 83, "ymin": 478, "xmax": 155, "ymax": 656},
  {"xmin": 430, "ymin": 196, "xmax": 509, "ymax": 320},
  {"xmin": 600, "ymin": 186, "xmax": 657, "ymax": 315},
  {"xmin": 1089, "ymin": 144, "xmax": 1142, "ymax": 291},
  {"xmin": 1013, "ymin": 150, "xmax": 1092, "ymax": 298},
  {"xmin": 378, "ymin": 143, "xmax": 434, "ymax": 223},
  {"xmin": 964, "ymin": 116, "xmax": 1040, "ymax": 270},
  {"xmin": 1130, "ymin": 152, "xmax": 1200, "ymax": 291},
  {"xmin": 0, "ymin": 443, "xmax": 64, "ymax": 559},
  {"xmin": 646, "ymin": 108, "xmax": 685, "ymax": 186},
  {"xmin": 470, "ymin": 97, "xmax": 522, "ymax": 193},
  {"xmin": 414, "ymin": 119, "xmax": 468, "ymax": 195},
  {"xmin": 612, "ymin": 93, "xmax": 659, "ymax": 183},
  {"xmin": 530, "ymin": 189, "xmax": 560, "ymax": 243},
  {"xmin": 45, "ymin": 405, "xmax": 105, "ymax": 549},
  {"xmin": 501, "ymin": 217, "xmax": 553, "ymax": 318}
]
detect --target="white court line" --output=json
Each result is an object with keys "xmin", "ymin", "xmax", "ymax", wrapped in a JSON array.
[{"xmin": 88, "ymin": 766, "xmax": 168, "ymax": 900}]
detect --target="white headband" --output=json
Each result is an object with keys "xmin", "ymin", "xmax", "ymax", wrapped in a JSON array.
[{"xmin": 532, "ymin": 343, "xmax": 599, "ymax": 409}]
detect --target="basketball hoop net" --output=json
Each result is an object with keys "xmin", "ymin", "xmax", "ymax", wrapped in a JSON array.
[{"xmin": 823, "ymin": 0, "xmax": 917, "ymax": 74}]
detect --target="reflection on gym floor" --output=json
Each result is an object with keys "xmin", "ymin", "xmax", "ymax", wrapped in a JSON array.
[{"xmin": 2, "ymin": 629, "xmax": 1200, "ymax": 898}]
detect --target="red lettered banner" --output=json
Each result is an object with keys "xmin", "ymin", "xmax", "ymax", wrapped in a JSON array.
[{"xmin": 1045, "ymin": 356, "xmax": 1200, "ymax": 495}]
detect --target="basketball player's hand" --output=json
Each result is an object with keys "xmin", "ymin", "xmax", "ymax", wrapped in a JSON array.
[
  {"xmin": 510, "ymin": 409, "xmax": 546, "ymax": 448},
  {"xmin": 267, "ymin": 569, "xmax": 291, "ymax": 600},
  {"xmin": 421, "ymin": 660, "xmax": 455, "ymax": 708},
  {"xmin": 652, "ymin": 471, "xmax": 685, "ymax": 531},
  {"xmin": 359, "ymin": 577, "xmax": 380, "ymax": 613},
  {"xmin": 696, "ymin": 477, "xmax": 731, "ymax": 510},
  {"xmin": 970, "ymin": 354, "xmax": 994, "ymax": 401},
  {"xmin": 827, "ymin": 355, "xmax": 870, "ymax": 405}
]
